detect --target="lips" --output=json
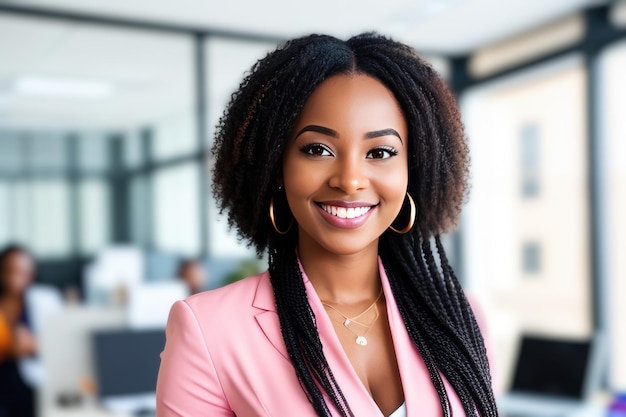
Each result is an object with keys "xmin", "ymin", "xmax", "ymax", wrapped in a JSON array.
[{"xmin": 314, "ymin": 200, "xmax": 377, "ymax": 229}]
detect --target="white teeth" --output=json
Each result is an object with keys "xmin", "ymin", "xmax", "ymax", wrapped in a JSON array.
[{"xmin": 320, "ymin": 204, "xmax": 372, "ymax": 219}]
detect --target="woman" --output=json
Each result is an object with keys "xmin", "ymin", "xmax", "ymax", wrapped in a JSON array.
[
  {"xmin": 176, "ymin": 259, "xmax": 207, "ymax": 295},
  {"xmin": 0, "ymin": 245, "xmax": 36, "ymax": 417},
  {"xmin": 156, "ymin": 33, "xmax": 497, "ymax": 417}
]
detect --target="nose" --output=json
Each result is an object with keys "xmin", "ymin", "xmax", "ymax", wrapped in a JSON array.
[{"xmin": 328, "ymin": 154, "xmax": 370, "ymax": 194}]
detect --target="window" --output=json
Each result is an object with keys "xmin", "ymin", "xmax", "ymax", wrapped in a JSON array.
[
  {"xmin": 0, "ymin": 131, "xmax": 23, "ymax": 174},
  {"xmin": 0, "ymin": 181, "xmax": 10, "ymax": 246},
  {"xmin": 203, "ymin": 38, "xmax": 276, "ymax": 259},
  {"xmin": 78, "ymin": 133, "xmax": 110, "ymax": 173},
  {"xmin": 207, "ymin": 194, "xmax": 253, "ymax": 258},
  {"xmin": 522, "ymin": 241, "xmax": 541, "ymax": 274},
  {"xmin": 153, "ymin": 111, "xmax": 197, "ymax": 161},
  {"xmin": 520, "ymin": 123, "xmax": 540, "ymax": 197},
  {"xmin": 26, "ymin": 133, "xmax": 67, "ymax": 171},
  {"xmin": 129, "ymin": 175, "xmax": 150, "ymax": 247},
  {"xmin": 124, "ymin": 130, "xmax": 144, "ymax": 170},
  {"xmin": 153, "ymin": 163, "xmax": 201, "ymax": 256},
  {"xmin": 29, "ymin": 180, "xmax": 72, "ymax": 258},
  {"xmin": 79, "ymin": 179, "xmax": 111, "ymax": 254},
  {"xmin": 204, "ymin": 38, "xmax": 278, "ymax": 146}
]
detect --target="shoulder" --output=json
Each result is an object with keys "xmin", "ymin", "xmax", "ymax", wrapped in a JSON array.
[
  {"xmin": 163, "ymin": 271, "xmax": 273, "ymax": 360},
  {"xmin": 183, "ymin": 271, "xmax": 269, "ymax": 317}
]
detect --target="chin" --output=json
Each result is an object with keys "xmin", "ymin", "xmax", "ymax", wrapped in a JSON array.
[
  {"xmin": 295, "ymin": 220, "xmax": 389, "ymax": 257},
  {"xmin": 316, "ymin": 234, "xmax": 380, "ymax": 257}
]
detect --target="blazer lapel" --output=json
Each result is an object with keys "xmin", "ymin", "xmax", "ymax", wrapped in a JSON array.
[
  {"xmin": 301, "ymin": 262, "xmax": 385, "ymax": 417},
  {"xmin": 251, "ymin": 261, "xmax": 446, "ymax": 417},
  {"xmin": 252, "ymin": 272, "xmax": 290, "ymax": 362},
  {"xmin": 379, "ymin": 259, "xmax": 443, "ymax": 417}
]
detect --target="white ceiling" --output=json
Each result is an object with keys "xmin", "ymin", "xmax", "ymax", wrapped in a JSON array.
[
  {"xmin": 0, "ymin": 0, "xmax": 608, "ymax": 130},
  {"xmin": 0, "ymin": 0, "xmax": 606, "ymax": 53}
]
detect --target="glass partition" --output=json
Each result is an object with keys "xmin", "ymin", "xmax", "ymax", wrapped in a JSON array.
[{"xmin": 204, "ymin": 38, "xmax": 277, "ymax": 258}]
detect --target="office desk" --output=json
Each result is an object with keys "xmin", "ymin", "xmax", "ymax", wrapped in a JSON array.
[{"xmin": 45, "ymin": 405, "xmax": 133, "ymax": 417}]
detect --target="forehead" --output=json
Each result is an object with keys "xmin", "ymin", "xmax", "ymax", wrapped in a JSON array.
[
  {"xmin": 3, "ymin": 251, "xmax": 32, "ymax": 267},
  {"xmin": 294, "ymin": 74, "xmax": 407, "ymax": 134}
]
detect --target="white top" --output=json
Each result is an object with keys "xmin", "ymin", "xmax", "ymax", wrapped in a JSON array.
[{"xmin": 388, "ymin": 403, "xmax": 407, "ymax": 417}]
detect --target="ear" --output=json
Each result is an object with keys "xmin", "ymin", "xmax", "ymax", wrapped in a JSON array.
[{"xmin": 276, "ymin": 177, "xmax": 284, "ymax": 188}]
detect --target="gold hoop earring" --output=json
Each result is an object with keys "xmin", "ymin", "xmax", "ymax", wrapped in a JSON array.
[
  {"xmin": 269, "ymin": 187, "xmax": 293, "ymax": 235},
  {"xmin": 390, "ymin": 193, "xmax": 416, "ymax": 234}
]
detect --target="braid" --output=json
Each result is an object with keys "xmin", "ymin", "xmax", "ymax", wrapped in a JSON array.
[
  {"xmin": 268, "ymin": 236, "xmax": 353, "ymax": 417},
  {"xmin": 380, "ymin": 232, "xmax": 497, "ymax": 417},
  {"xmin": 212, "ymin": 32, "xmax": 498, "ymax": 416}
]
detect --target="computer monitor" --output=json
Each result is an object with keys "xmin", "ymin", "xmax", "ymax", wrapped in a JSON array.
[
  {"xmin": 498, "ymin": 332, "xmax": 606, "ymax": 417},
  {"xmin": 92, "ymin": 328, "xmax": 165, "ymax": 413},
  {"xmin": 38, "ymin": 306, "xmax": 127, "ymax": 416},
  {"xmin": 511, "ymin": 336, "xmax": 591, "ymax": 399}
]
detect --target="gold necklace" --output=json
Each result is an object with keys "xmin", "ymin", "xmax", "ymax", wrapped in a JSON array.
[{"xmin": 322, "ymin": 288, "xmax": 383, "ymax": 346}]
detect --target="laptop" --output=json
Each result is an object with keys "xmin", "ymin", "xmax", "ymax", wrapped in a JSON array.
[{"xmin": 498, "ymin": 333, "xmax": 605, "ymax": 417}]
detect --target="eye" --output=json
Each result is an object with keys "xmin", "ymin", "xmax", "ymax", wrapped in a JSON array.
[
  {"xmin": 301, "ymin": 143, "xmax": 334, "ymax": 157},
  {"xmin": 366, "ymin": 146, "xmax": 398, "ymax": 160}
]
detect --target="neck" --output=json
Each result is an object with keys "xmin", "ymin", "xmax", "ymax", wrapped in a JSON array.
[{"xmin": 297, "ymin": 235, "xmax": 381, "ymax": 305}]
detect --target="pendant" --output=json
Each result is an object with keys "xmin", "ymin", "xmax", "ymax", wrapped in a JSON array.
[{"xmin": 355, "ymin": 336, "xmax": 368, "ymax": 346}]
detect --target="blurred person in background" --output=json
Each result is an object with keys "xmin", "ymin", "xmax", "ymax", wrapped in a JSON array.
[
  {"xmin": 176, "ymin": 259, "xmax": 207, "ymax": 295},
  {"xmin": 157, "ymin": 33, "xmax": 497, "ymax": 417},
  {"xmin": 0, "ymin": 244, "xmax": 36, "ymax": 417}
]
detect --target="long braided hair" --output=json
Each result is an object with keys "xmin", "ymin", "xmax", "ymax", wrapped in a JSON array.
[{"xmin": 212, "ymin": 33, "xmax": 498, "ymax": 417}]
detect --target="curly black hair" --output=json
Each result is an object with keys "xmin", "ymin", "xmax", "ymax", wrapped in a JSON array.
[{"xmin": 212, "ymin": 33, "xmax": 497, "ymax": 417}]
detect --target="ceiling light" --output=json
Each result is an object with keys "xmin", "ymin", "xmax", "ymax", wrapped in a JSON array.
[
  {"xmin": 13, "ymin": 76, "xmax": 115, "ymax": 99},
  {"xmin": 383, "ymin": 0, "xmax": 462, "ymax": 34}
]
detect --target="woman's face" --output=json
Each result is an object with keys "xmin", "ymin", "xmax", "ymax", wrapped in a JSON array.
[
  {"xmin": 282, "ymin": 74, "xmax": 408, "ymax": 256},
  {"xmin": 1, "ymin": 251, "xmax": 34, "ymax": 296}
]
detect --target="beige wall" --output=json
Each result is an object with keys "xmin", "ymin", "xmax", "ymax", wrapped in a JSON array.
[{"xmin": 461, "ymin": 56, "xmax": 592, "ymax": 388}]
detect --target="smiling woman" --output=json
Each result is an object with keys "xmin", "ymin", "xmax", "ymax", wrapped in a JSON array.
[{"xmin": 156, "ymin": 33, "xmax": 498, "ymax": 417}]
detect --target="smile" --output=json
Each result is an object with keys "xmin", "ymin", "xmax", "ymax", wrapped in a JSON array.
[
  {"xmin": 314, "ymin": 201, "xmax": 378, "ymax": 229},
  {"xmin": 319, "ymin": 204, "xmax": 373, "ymax": 219}
]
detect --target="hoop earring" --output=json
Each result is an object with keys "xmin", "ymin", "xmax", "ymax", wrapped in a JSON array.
[
  {"xmin": 390, "ymin": 193, "xmax": 416, "ymax": 234},
  {"xmin": 269, "ymin": 186, "xmax": 293, "ymax": 235}
]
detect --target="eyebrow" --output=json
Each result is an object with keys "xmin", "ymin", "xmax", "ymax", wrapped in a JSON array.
[
  {"xmin": 365, "ymin": 128, "xmax": 402, "ymax": 142},
  {"xmin": 294, "ymin": 125, "xmax": 402, "ymax": 143},
  {"xmin": 294, "ymin": 125, "xmax": 339, "ymax": 139}
]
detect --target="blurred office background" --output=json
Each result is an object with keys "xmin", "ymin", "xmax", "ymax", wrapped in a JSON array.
[{"xmin": 0, "ymin": 0, "xmax": 624, "ymax": 416}]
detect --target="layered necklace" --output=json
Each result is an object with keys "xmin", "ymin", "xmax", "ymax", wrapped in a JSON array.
[{"xmin": 322, "ymin": 288, "xmax": 384, "ymax": 346}]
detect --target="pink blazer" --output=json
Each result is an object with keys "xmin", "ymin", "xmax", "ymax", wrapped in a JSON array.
[{"xmin": 156, "ymin": 259, "xmax": 490, "ymax": 416}]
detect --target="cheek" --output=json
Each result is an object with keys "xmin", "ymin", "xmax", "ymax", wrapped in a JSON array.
[
  {"xmin": 282, "ymin": 152, "xmax": 322, "ymax": 201},
  {"xmin": 281, "ymin": 154, "xmax": 310, "ymax": 222},
  {"xmin": 5, "ymin": 274, "xmax": 21, "ymax": 291},
  {"xmin": 377, "ymin": 161, "xmax": 409, "ymax": 199}
]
